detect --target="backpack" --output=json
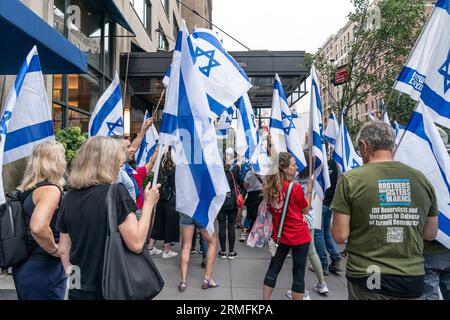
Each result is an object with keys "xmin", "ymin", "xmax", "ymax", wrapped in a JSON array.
[
  {"xmin": 0, "ymin": 191, "xmax": 29, "ymax": 269},
  {"xmin": 158, "ymin": 169, "xmax": 175, "ymax": 202},
  {"xmin": 0, "ymin": 182, "xmax": 62, "ymax": 269}
]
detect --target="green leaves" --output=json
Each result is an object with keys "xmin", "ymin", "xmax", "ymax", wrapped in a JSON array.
[
  {"xmin": 313, "ymin": 0, "xmax": 427, "ymax": 133},
  {"xmin": 55, "ymin": 127, "xmax": 87, "ymax": 166}
]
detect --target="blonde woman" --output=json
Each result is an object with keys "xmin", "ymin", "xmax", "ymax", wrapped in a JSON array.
[
  {"xmin": 12, "ymin": 141, "xmax": 67, "ymax": 300},
  {"xmin": 57, "ymin": 137, "xmax": 160, "ymax": 300}
]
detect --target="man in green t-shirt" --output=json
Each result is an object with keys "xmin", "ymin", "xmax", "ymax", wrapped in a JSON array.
[{"xmin": 331, "ymin": 120, "xmax": 438, "ymax": 300}]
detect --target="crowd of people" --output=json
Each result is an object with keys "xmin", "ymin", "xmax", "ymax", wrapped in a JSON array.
[{"xmin": 9, "ymin": 119, "xmax": 449, "ymax": 301}]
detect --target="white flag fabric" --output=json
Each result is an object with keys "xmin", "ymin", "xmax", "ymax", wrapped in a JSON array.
[
  {"xmin": 215, "ymin": 105, "xmax": 234, "ymax": 138},
  {"xmin": 368, "ymin": 110, "xmax": 376, "ymax": 121},
  {"xmin": 393, "ymin": 121, "xmax": 406, "ymax": 146},
  {"xmin": 158, "ymin": 21, "xmax": 229, "ymax": 234},
  {"xmin": 333, "ymin": 113, "xmax": 362, "ymax": 173},
  {"xmin": 190, "ymin": 28, "xmax": 252, "ymax": 115},
  {"xmin": 325, "ymin": 110, "xmax": 339, "ymax": 146},
  {"xmin": 88, "ymin": 71, "xmax": 123, "ymax": 137},
  {"xmin": 381, "ymin": 100, "xmax": 391, "ymax": 125},
  {"xmin": 135, "ymin": 111, "xmax": 159, "ymax": 167},
  {"xmin": 395, "ymin": 103, "xmax": 450, "ymax": 249},
  {"xmin": 393, "ymin": 0, "xmax": 450, "ymax": 127},
  {"xmin": 250, "ymin": 135, "xmax": 273, "ymax": 176},
  {"xmin": 0, "ymin": 46, "xmax": 54, "ymax": 203},
  {"xmin": 269, "ymin": 74, "xmax": 307, "ymax": 172},
  {"xmin": 309, "ymin": 65, "xmax": 331, "ymax": 200},
  {"xmin": 236, "ymin": 92, "xmax": 259, "ymax": 159}
]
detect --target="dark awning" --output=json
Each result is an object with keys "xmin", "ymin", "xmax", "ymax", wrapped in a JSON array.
[
  {"xmin": 0, "ymin": 0, "xmax": 87, "ymax": 75},
  {"xmin": 90, "ymin": 0, "xmax": 135, "ymax": 36}
]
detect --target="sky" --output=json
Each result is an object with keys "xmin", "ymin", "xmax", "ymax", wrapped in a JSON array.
[
  {"xmin": 212, "ymin": 0, "xmax": 355, "ymax": 113},
  {"xmin": 212, "ymin": 0, "xmax": 355, "ymax": 53}
]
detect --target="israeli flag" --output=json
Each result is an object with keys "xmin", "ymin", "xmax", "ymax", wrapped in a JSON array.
[
  {"xmin": 158, "ymin": 21, "xmax": 229, "ymax": 234},
  {"xmin": 309, "ymin": 66, "xmax": 330, "ymax": 200},
  {"xmin": 269, "ymin": 74, "xmax": 307, "ymax": 172},
  {"xmin": 236, "ymin": 93, "xmax": 259, "ymax": 159},
  {"xmin": 380, "ymin": 100, "xmax": 391, "ymax": 125},
  {"xmin": 88, "ymin": 71, "xmax": 123, "ymax": 137},
  {"xmin": 215, "ymin": 105, "xmax": 234, "ymax": 138},
  {"xmin": 250, "ymin": 136, "xmax": 273, "ymax": 176},
  {"xmin": 368, "ymin": 110, "xmax": 376, "ymax": 121},
  {"xmin": 394, "ymin": 0, "xmax": 450, "ymax": 127},
  {"xmin": 190, "ymin": 28, "xmax": 252, "ymax": 113},
  {"xmin": 395, "ymin": 103, "xmax": 450, "ymax": 249},
  {"xmin": 162, "ymin": 66, "xmax": 171, "ymax": 88},
  {"xmin": 0, "ymin": 46, "xmax": 54, "ymax": 203},
  {"xmin": 325, "ymin": 110, "xmax": 339, "ymax": 146},
  {"xmin": 135, "ymin": 111, "xmax": 159, "ymax": 167},
  {"xmin": 333, "ymin": 113, "xmax": 362, "ymax": 173},
  {"xmin": 393, "ymin": 120, "xmax": 406, "ymax": 146}
]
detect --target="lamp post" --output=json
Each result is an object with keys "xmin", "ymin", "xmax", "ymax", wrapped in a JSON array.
[{"xmin": 328, "ymin": 58, "xmax": 335, "ymax": 117}]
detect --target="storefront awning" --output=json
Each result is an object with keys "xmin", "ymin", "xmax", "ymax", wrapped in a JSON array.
[
  {"xmin": 90, "ymin": 0, "xmax": 135, "ymax": 36},
  {"xmin": 0, "ymin": 0, "xmax": 87, "ymax": 75}
]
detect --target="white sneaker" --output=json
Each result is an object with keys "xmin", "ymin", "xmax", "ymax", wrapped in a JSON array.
[
  {"xmin": 314, "ymin": 282, "xmax": 329, "ymax": 295},
  {"xmin": 286, "ymin": 290, "xmax": 311, "ymax": 300},
  {"xmin": 149, "ymin": 247, "xmax": 162, "ymax": 255},
  {"xmin": 162, "ymin": 250, "xmax": 178, "ymax": 259}
]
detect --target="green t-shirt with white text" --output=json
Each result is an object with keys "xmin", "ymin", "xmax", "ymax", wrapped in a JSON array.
[{"xmin": 331, "ymin": 162, "xmax": 438, "ymax": 278}]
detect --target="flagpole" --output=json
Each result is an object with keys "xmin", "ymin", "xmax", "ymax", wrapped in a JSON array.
[
  {"xmin": 149, "ymin": 143, "xmax": 167, "ymax": 229},
  {"xmin": 151, "ymin": 88, "xmax": 166, "ymax": 120}
]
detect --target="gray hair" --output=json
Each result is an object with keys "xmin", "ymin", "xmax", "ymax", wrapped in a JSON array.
[{"xmin": 356, "ymin": 120, "xmax": 395, "ymax": 151}]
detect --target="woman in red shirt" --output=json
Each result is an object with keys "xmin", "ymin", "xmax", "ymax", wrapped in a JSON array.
[{"xmin": 263, "ymin": 152, "xmax": 311, "ymax": 300}]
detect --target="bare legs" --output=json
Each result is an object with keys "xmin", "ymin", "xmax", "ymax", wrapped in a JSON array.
[{"xmin": 179, "ymin": 225, "xmax": 218, "ymax": 287}]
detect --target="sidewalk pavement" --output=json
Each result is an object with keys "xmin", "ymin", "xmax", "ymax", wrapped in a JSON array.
[{"xmin": 0, "ymin": 231, "xmax": 348, "ymax": 300}]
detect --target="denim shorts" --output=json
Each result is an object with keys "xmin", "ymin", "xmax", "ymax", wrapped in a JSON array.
[{"xmin": 179, "ymin": 213, "xmax": 197, "ymax": 228}]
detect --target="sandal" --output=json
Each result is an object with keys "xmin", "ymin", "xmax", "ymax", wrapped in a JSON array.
[
  {"xmin": 202, "ymin": 277, "xmax": 219, "ymax": 289},
  {"xmin": 178, "ymin": 281, "xmax": 187, "ymax": 292}
]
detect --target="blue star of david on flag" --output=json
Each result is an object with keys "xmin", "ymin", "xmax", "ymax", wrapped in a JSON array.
[
  {"xmin": 195, "ymin": 47, "xmax": 221, "ymax": 77},
  {"xmin": 281, "ymin": 111, "xmax": 296, "ymax": 135},
  {"xmin": 250, "ymin": 114, "xmax": 257, "ymax": 128},
  {"xmin": 438, "ymin": 50, "xmax": 450, "ymax": 94},
  {"xmin": 106, "ymin": 117, "xmax": 123, "ymax": 136},
  {"xmin": 0, "ymin": 111, "xmax": 12, "ymax": 135},
  {"xmin": 225, "ymin": 115, "xmax": 232, "ymax": 125}
]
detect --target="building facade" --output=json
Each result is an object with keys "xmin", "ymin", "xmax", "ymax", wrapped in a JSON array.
[
  {"xmin": 180, "ymin": 0, "xmax": 212, "ymax": 32},
  {"xmin": 318, "ymin": 0, "xmax": 436, "ymax": 127},
  {"xmin": 0, "ymin": 0, "xmax": 187, "ymax": 137}
]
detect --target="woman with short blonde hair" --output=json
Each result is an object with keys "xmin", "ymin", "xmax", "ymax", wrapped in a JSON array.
[
  {"xmin": 12, "ymin": 140, "xmax": 67, "ymax": 300},
  {"xmin": 58, "ymin": 136, "xmax": 160, "ymax": 300},
  {"xmin": 69, "ymin": 136, "xmax": 126, "ymax": 188}
]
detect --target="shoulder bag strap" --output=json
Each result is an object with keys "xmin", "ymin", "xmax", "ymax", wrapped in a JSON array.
[
  {"xmin": 106, "ymin": 184, "xmax": 119, "ymax": 233},
  {"xmin": 276, "ymin": 181, "xmax": 295, "ymax": 244},
  {"xmin": 230, "ymin": 171, "xmax": 239, "ymax": 196}
]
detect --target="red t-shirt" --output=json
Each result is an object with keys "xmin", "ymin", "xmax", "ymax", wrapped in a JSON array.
[
  {"xmin": 132, "ymin": 166, "xmax": 148, "ymax": 209},
  {"xmin": 269, "ymin": 180, "xmax": 311, "ymax": 246}
]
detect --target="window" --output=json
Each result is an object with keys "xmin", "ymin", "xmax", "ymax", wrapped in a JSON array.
[
  {"xmin": 161, "ymin": 0, "xmax": 169, "ymax": 15},
  {"xmin": 131, "ymin": 0, "xmax": 152, "ymax": 35},
  {"xmin": 52, "ymin": 1, "xmax": 117, "ymax": 132},
  {"xmin": 157, "ymin": 25, "xmax": 169, "ymax": 51},
  {"xmin": 53, "ymin": 0, "xmax": 65, "ymax": 35},
  {"xmin": 68, "ymin": 1, "xmax": 102, "ymax": 70},
  {"xmin": 173, "ymin": 14, "xmax": 179, "ymax": 40}
]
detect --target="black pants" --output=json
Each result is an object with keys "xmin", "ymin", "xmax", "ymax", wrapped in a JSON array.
[
  {"xmin": 150, "ymin": 199, "xmax": 180, "ymax": 244},
  {"xmin": 245, "ymin": 191, "xmax": 262, "ymax": 230},
  {"xmin": 217, "ymin": 209, "xmax": 237, "ymax": 252},
  {"xmin": 264, "ymin": 242, "xmax": 310, "ymax": 293}
]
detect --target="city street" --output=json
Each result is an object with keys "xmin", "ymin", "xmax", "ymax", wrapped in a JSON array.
[{"xmin": 0, "ymin": 230, "xmax": 348, "ymax": 300}]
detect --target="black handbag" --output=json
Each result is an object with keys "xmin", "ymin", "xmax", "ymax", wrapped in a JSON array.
[{"xmin": 102, "ymin": 184, "xmax": 164, "ymax": 300}]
